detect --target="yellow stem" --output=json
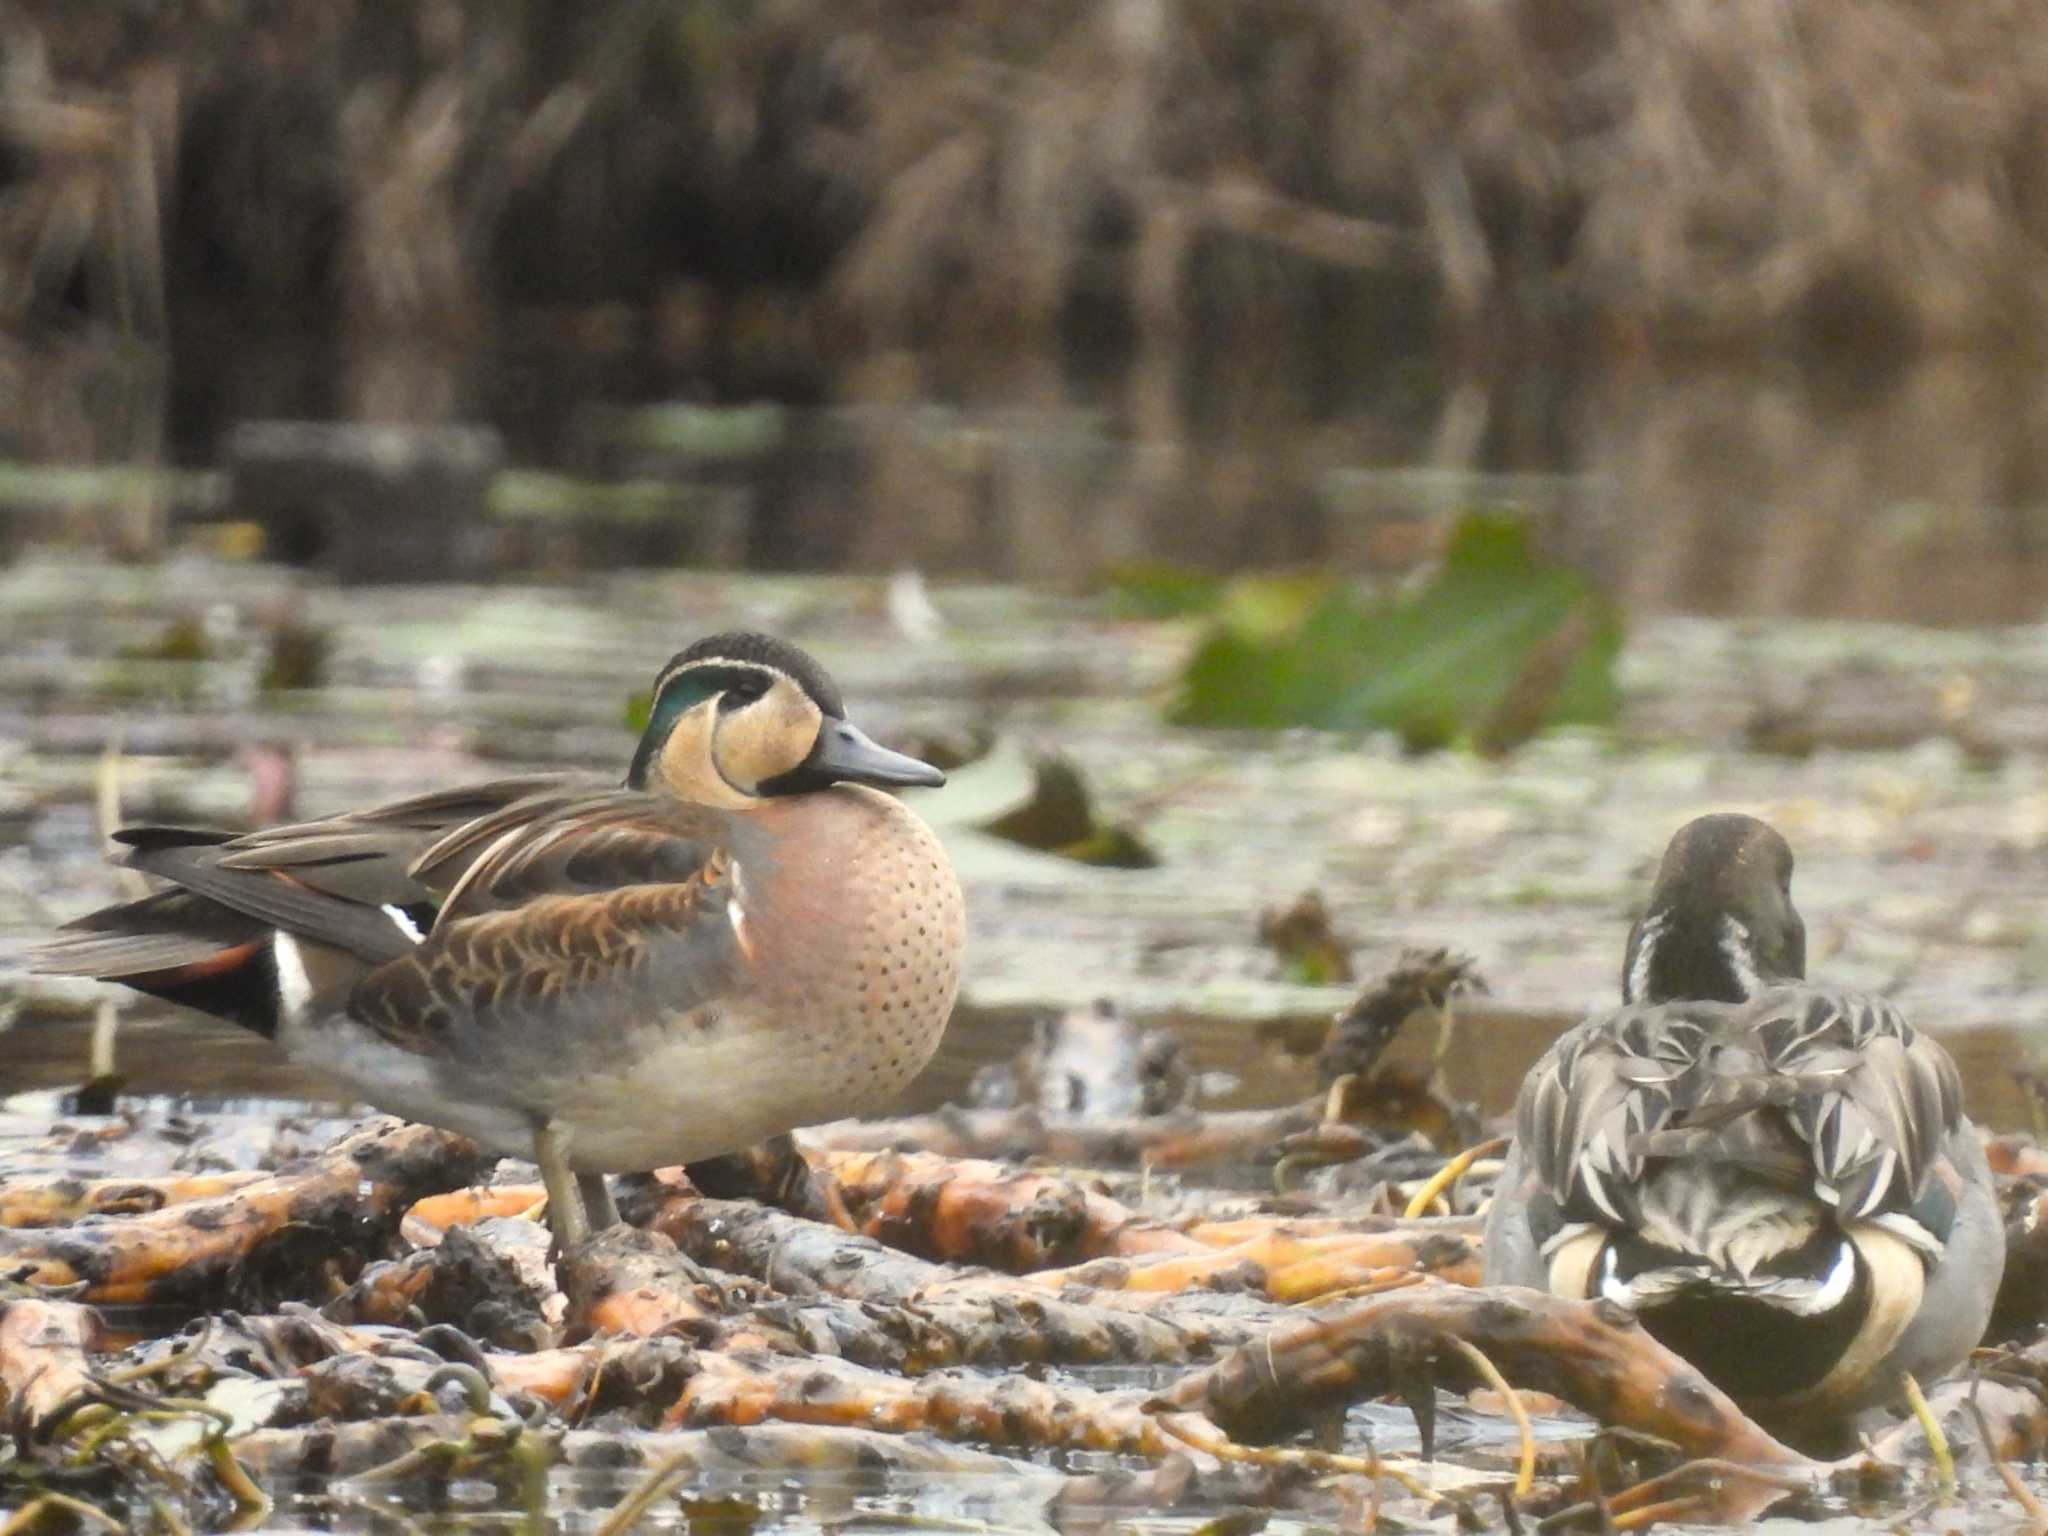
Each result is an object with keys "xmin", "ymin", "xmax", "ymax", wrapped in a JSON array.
[
  {"xmin": 1450, "ymin": 1336, "xmax": 1534, "ymax": 1498},
  {"xmin": 1403, "ymin": 1136, "xmax": 1508, "ymax": 1221},
  {"xmin": 1900, "ymin": 1371, "xmax": 1954, "ymax": 1499},
  {"xmin": 593, "ymin": 1444, "xmax": 700, "ymax": 1536}
]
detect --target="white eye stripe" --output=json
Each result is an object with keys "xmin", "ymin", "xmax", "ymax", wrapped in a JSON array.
[{"xmin": 717, "ymin": 673, "xmax": 774, "ymax": 708}]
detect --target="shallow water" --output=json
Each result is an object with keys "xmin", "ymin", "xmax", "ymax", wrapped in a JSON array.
[{"xmin": 5, "ymin": 561, "xmax": 2048, "ymax": 1124}]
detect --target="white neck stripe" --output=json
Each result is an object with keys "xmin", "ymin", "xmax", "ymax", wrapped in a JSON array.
[
  {"xmin": 1720, "ymin": 913, "xmax": 1765, "ymax": 998},
  {"xmin": 1626, "ymin": 913, "xmax": 1666, "ymax": 1003}
]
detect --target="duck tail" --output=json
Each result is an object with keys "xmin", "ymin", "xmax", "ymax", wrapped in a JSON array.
[{"xmin": 30, "ymin": 889, "xmax": 283, "ymax": 1040}]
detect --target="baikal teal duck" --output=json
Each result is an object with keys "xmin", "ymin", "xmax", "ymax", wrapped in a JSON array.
[
  {"xmin": 1483, "ymin": 813, "xmax": 2003, "ymax": 1451},
  {"xmin": 33, "ymin": 633, "xmax": 965, "ymax": 1249}
]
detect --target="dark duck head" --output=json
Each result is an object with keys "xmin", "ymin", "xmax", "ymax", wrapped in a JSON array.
[{"xmin": 1621, "ymin": 813, "xmax": 1806, "ymax": 1006}]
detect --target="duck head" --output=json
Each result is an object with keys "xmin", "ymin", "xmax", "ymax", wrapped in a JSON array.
[
  {"xmin": 627, "ymin": 632, "xmax": 945, "ymax": 809},
  {"xmin": 1621, "ymin": 813, "xmax": 1805, "ymax": 1005}
]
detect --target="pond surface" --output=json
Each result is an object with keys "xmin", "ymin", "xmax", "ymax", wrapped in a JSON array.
[
  {"xmin": 15, "ymin": 324, "xmax": 2048, "ymax": 623},
  {"xmin": 6, "ymin": 558, "xmax": 2048, "ymax": 1126}
]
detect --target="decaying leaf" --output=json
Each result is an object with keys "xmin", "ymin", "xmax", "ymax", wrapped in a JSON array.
[{"xmin": 979, "ymin": 754, "xmax": 1158, "ymax": 868}]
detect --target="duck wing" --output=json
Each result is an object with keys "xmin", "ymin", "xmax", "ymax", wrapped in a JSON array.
[
  {"xmin": 204, "ymin": 774, "xmax": 585, "ymax": 910},
  {"xmin": 1744, "ymin": 985, "xmax": 1962, "ymax": 1221},
  {"xmin": 346, "ymin": 793, "xmax": 743, "ymax": 1062},
  {"xmin": 406, "ymin": 788, "xmax": 719, "ymax": 910},
  {"xmin": 29, "ymin": 775, "xmax": 589, "ymax": 982},
  {"xmin": 1515, "ymin": 985, "xmax": 1964, "ymax": 1244},
  {"xmin": 1516, "ymin": 1001, "xmax": 1727, "ymax": 1228}
]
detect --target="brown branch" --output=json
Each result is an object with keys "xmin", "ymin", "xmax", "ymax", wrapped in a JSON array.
[
  {"xmin": 1593, "ymin": 1458, "xmax": 1812, "ymax": 1528},
  {"xmin": 1158, "ymin": 1282, "xmax": 1818, "ymax": 1474},
  {"xmin": 1967, "ymin": 1375, "xmax": 2048, "ymax": 1524},
  {"xmin": 410, "ymin": 1156, "xmax": 1485, "ymax": 1305},
  {"xmin": 329, "ymin": 1216, "xmax": 560, "ymax": 1351},
  {"xmin": 558, "ymin": 1225, "xmax": 732, "ymax": 1341},
  {"xmin": 1006, "ymin": 1222, "xmax": 1482, "ymax": 1298},
  {"xmin": 821, "ymin": 1148, "xmax": 1206, "ymax": 1270},
  {"xmin": 1184, "ymin": 1211, "xmax": 1485, "ymax": 1246},
  {"xmin": 401, "ymin": 1186, "xmax": 544, "ymax": 1244},
  {"xmin": 1985, "ymin": 1135, "xmax": 2048, "ymax": 1179},
  {"xmin": 0, "ymin": 1171, "xmax": 269, "ymax": 1229},
  {"xmin": 1865, "ymin": 1371, "xmax": 2048, "ymax": 1464},
  {"xmin": 569, "ymin": 1217, "xmax": 1268, "ymax": 1368},
  {"xmin": 0, "ymin": 1120, "xmax": 488, "ymax": 1305},
  {"xmin": 671, "ymin": 1342, "xmax": 1176, "ymax": 1454},
  {"xmin": 1992, "ymin": 1184, "xmax": 2048, "ymax": 1340},
  {"xmin": 229, "ymin": 1417, "xmax": 1067, "ymax": 1492},
  {"xmin": 152, "ymin": 1287, "xmax": 1201, "ymax": 1460}
]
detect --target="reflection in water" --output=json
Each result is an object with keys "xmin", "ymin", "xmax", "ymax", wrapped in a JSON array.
[
  {"xmin": 11, "ymin": 320, "xmax": 2048, "ymax": 622},
  {"xmin": 1588, "ymin": 357, "xmax": 2048, "ymax": 624}
]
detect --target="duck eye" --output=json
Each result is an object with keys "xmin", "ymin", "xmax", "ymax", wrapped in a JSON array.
[{"xmin": 717, "ymin": 675, "xmax": 770, "ymax": 712}]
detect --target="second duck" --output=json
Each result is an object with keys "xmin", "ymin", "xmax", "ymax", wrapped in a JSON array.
[{"xmin": 1482, "ymin": 813, "xmax": 2002, "ymax": 1447}]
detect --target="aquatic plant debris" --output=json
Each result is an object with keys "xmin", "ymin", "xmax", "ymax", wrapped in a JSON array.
[
  {"xmin": 1, "ymin": 1092, "xmax": 2044, "ymax": 1531},
  {"xmin": 969, "ymin": 999, "xmax": 1194, "ymax": 1118},
  {"xmin": 1259, "ymin": 890, "xmax": 1357, "ymax": 985},
  {"xmin": 1170, "ymin": 511, "xmax": 1622, "ymax": 747},
  {"xmin": 977, "ymin": 753, "xmax": 1160, "ymax": 868}
]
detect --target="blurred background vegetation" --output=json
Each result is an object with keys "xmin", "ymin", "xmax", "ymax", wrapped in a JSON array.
[{"xmin": 3, "ymin": 0, "xmax": 2048, "ymax": 620}]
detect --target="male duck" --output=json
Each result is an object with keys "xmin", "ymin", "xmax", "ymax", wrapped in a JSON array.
[
  {"xmin": 35, "ymin": 633, "xmax": 965, "ymax": 1247},
  {"xmin": 1482, "ymin": 814, "xmax": 2001, "ymax": 1444}
]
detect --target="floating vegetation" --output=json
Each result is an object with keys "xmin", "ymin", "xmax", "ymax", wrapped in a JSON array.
[
  {"xmin": 114, "ymin": 618, "xmax": 212, "ymax": 665},
  {"xmin": 1171, "ymin": 512, "xmax": 1621, "ymax": 750},
  {"xmin": 257, "ymin": 623, "xmax": 329, "ymax": 692},
  {"xmin": 1101, "ymin": 562, "xmax": 1230, "ymax": 620},
  {"xmin": 486, "ymin": 473, "xmax": 698, "ymax": 525},
  {"xmin": 613, "ymin": 402, "xmax": 789, "ymax": 463}
]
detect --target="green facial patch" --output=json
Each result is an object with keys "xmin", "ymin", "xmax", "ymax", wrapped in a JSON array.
[{"xmin": 626, "ymin": 665, "xmax": 761, "ymax": 789}]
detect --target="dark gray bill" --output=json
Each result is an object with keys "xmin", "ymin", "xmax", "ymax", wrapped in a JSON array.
[{"xmin": 760, "ymin": 719, "xmax": 946, "ymax": 794}]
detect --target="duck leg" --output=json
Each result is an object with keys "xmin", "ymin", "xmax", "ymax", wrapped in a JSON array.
[
  {"xmin": 533, "ymin": 1120, "xmax": 590, "ymax": 1248},
  {"xmin": 577, "ymin": 1171, "xmax": 619, "ymax": 1232}
]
